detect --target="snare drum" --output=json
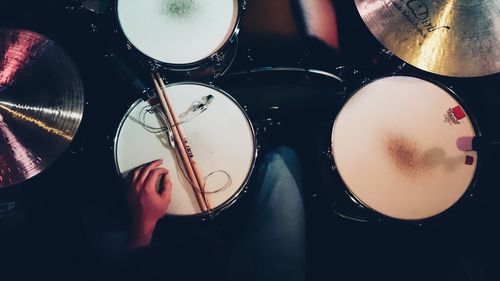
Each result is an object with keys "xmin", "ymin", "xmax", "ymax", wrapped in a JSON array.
[
  {"xmin": 329, "ymin": 76, "xmax": 479, "ymax": 221},
  {"xmin": 114, "ymin": 82, "xmax": 256, "ymax": 216},
  {"xmin": 116, "ymin": 0, "xmax": 243, "ymax": 79}
]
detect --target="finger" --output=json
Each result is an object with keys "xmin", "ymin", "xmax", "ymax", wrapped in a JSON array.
[
  {"xmin": 131, "ymin": 168, "xmax": 141, "ymax": 187},
  {"xmin": 137, "ymin": 159, "xmax": 163, "ymax": 185},
  {"xmin": 144, "ymin": 168, "xmax": 169, "ymax": 193},
  {"xmin": 131, "ymin": 160, "xmax": 151, "ymax": 183},
  {"xmin": 160, "ymin": 172, "xmax": 172, "ymax": 201}
]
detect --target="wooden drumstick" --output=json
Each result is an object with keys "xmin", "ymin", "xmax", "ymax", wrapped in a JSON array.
[
  {"xmin": 154, "ymin": 73, "xmax": 212, "ymax": 210},
  {"xmin": 151, "ymin": 75, "xmax": 209, "ymax": 212}
]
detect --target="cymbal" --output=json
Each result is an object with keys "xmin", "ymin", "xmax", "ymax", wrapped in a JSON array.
[
  {"xmin": 354, "ymin": 0, "xmax": 500, "ymax": 77},
  {"xmin": 0, "ymin": 29, "xmax": 84, "ymax": 189}
]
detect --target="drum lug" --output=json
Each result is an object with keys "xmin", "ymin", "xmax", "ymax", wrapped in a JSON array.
[
  {"xmin": 147, "ymin": 61, "xmax": 162, "ymax": 73},
  {"xmin": 210, "ymin": 51, "xmax": 224, "ymax": 64},
  {"xmin": 64, "ymin": 1, "xmax": 84, "ymax": 12},
  {"xmin": 368, "ymin": 48, "xmax": 407, "ymax": 76},
  {"xmin": 239, "ymin": 0, "xmax": 248, "ymax": 11},
  {"xmin": 209, "ymin": 52, "xmax": 225, "ymax": 79},
  {"xmin": 334, "ymin": 66, "xmax": 370, "ymax": 94},
  {"xmin": 125, "ymin": 42, "xmax": 133, "ymax": 51},
  {"xmin": 89, "ymin": 23, "xmax": 98, "ymax": 32},
  {"xmin": 334, "ymin": 65, "xmax": 365, "ymax": 86}
]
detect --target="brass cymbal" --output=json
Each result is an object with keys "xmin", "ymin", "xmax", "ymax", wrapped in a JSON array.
[
  {"xmin": 0, "ymin": 29, "xmax": 84, "ymax": 188},
  {"xmin": 354, "ymin": 0, "xmax": 500, "ymax": 77}
]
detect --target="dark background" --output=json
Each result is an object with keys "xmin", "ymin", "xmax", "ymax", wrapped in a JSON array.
[{"xmin": 1, "ymin": 0, "xmax": 500, "ymax": 280}]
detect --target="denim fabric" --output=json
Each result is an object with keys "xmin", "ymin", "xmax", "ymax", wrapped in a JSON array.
[{"xmin": 226, "ymin": 146, "xmax": 306, "ymax": 281}]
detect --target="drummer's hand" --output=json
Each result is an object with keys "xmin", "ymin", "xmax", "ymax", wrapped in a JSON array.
[{"xmin": 127, "ymin": 159, "xmax": 172, "ymax": 251}]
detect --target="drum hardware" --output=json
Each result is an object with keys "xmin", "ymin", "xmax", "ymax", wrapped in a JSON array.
[
  {"xmin": 354, "ymin": 0, "xmax": 500, "ymax": 77},
  {"xmin": 335, "ymin": 50, "xmax": 406, "ymax": 94},
  {"xmin": 366, "ymin": 48, "xmax": 407, "ymax": 77},
  {"xmin": 65, "ymin": 0, "xmax": 85, "ymax": 12},
  {"xmin": 0, "ymin": 29, "xmax": 85, "ymax": 189},
  {"xmin": 81, "ymin": 0, "xmax": 113, "ymax": 14},
  {"xmin": 239, "ymin": 0, "xmax": 248, "ymax": 11},
  {"xmin": 65, "ymin": 0, "xmax": 112, "ymax": 14}
]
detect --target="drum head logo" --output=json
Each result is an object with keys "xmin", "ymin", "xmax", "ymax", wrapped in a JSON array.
[{"xmin": 444, "ymin": 105, "xmax": 466, "ymax": 125}]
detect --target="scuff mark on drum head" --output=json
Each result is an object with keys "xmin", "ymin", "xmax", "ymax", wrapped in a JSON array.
[
  {"xmin": 160, "ymin": 0, "xmax": 200, "ymax": 18},
  {"xmin": 384, "ymin": 133, "xmax": 434, "ymax": 178}
]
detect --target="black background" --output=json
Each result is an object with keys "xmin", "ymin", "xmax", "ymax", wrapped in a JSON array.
[{"xmin": 1, "ymin": 0, "xmax": 500, "ymax": 280}]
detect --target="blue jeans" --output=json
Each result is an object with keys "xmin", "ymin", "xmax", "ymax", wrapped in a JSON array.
[{"xmin": 226, "ymin": 146, "xmax": 306, "ymax": 281}]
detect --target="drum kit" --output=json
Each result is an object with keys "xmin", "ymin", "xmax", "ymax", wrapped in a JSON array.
[{"xmin": 1, "ymin": 0, "xmax": 499, "ymax": 226}]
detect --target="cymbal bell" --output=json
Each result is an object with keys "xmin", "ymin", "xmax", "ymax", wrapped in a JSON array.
[
  {"xmin": 0, "ymin": 29, "xmax": 84, "ymax": 189},
  {"xmin": 354, "ymin": 0, "xmax": 500, "ymax": 77}
]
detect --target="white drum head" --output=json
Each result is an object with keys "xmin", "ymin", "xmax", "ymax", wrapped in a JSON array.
[
  {"xmin": 331, "ymin": 76, "xmax": 478, "ymax": 220},
  {"xmin": 115, "ymin": 83, "xmax": 255, "ymax": 216},
  {"xmin": 117, "ymin": 0, "xmax": 238, "ymax": 64}
]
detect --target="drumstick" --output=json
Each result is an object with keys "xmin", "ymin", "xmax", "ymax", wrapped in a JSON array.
[
  {"xmin": 151, "ymin": 75, "xmax": 208, "ymax": 212},
  {"xmin": 151, "ymin": 76, "xmax": 208, "ymax": 212},
  {"xmin": 154, "ymin": 73, "xmax": 212, "ymax": 210}
]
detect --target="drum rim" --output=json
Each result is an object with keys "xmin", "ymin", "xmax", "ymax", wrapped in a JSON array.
[
  {"xmin": 115, "ymin": 0, "xmax": 242, "ymax": 69},
  {"xmin": 225, "ymin": 66, "xmax": 344, "ymax": 82},
  {"xmin": 80, "ymin": 0, "xmax": 113, "ymax": 14},
  {"xmin": 113, "ymin": 81, "xmax": 257, "ymax": 217},
  {"xmin": 329, "ymin": 74, "xmax": 482, "ymax": 222}
]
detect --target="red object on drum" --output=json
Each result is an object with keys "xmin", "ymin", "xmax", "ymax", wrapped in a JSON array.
[
  {"xmin": 452, "ymin": 106, "xmax": 466, "ymax": 120},
  {"xmin": 465, "ymin": 155, "xmax": 474, "ymax": 165}
]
